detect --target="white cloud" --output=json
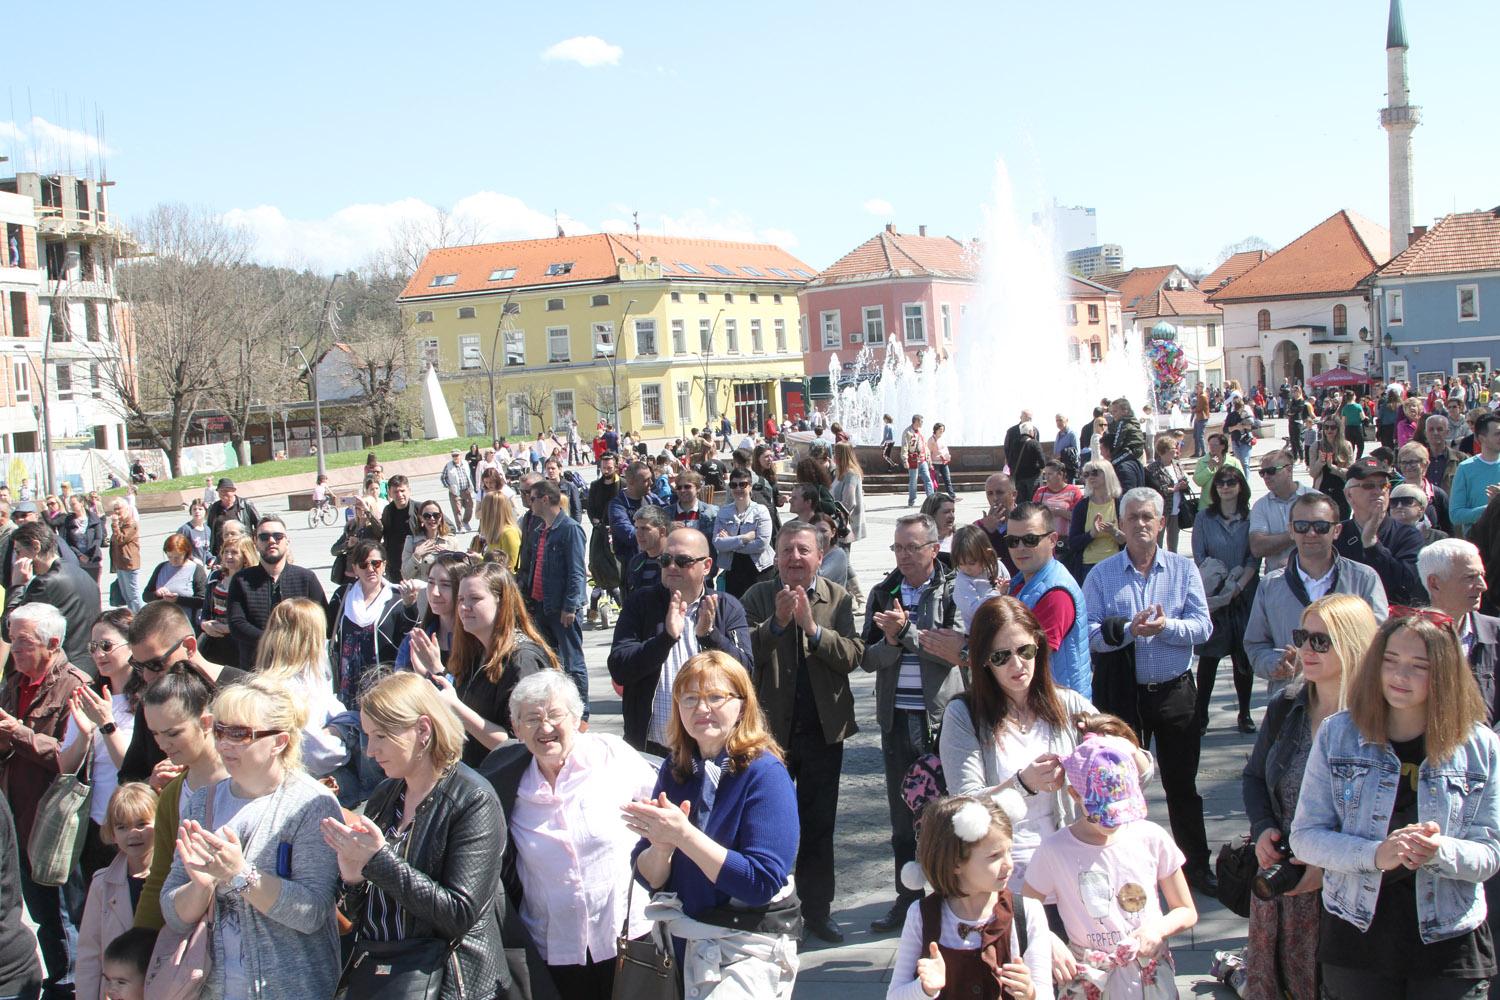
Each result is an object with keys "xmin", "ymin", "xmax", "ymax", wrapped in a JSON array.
[
  {"xmin": 601, "ymin": 208, "xmax": 800, "ymax": 249},
  {"xmin": 0, "ymin": 116, "xmax": 113, "ymax": 171},
  {"xmin": 541, "ymin": 35, "xmax": 622, "ymax": 68},
  {"xmin": 863, "ymin": 198, "xmax": 894, "ymax": 216}
]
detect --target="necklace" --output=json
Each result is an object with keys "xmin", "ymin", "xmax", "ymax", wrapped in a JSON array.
[{"xmin": 1007, "ymin": 709, "xmax": 1035, "ymax": 736}]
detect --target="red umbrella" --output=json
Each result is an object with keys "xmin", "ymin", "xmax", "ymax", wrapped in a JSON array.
[{"xmin": 1308, "ymin": 366, "xmax": 1370, "ymax": 389}]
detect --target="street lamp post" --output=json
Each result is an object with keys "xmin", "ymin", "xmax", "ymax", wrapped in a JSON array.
[
  {"xmin": 698, "ymin": 308, "xmax": 725, "ymax": 428},
  {"xmin": 485, "ymin": 293, "xmax": 518, "ymax": 441},
  {"xmin": 290, "ymin": 272, "xmax": 347, "ymax": 478}
]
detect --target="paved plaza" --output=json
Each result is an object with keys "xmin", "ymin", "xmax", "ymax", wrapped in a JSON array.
[{"xmin": 119, "ymin": 431, "xmax": 1304, "ymax": 998}]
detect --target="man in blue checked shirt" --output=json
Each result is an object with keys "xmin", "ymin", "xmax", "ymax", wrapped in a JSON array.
[{"xmin": 1083, "ymin": 486, "xmax": 1216, "ymax": 894}]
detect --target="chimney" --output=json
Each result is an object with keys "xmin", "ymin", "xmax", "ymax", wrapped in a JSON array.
[
  {"xmin": 918, "ymin": 225, "xmax": 928, "ymax": 237},
  {"xmin": 1409, "ymin": 225, "xmax": 1427, "ymax": 241},
  {"xmin": 885, "ymin": 223, "xmax": 895, "ymax": 234}
]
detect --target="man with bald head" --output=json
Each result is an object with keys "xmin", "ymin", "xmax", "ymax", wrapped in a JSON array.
[
  {"xmin": 608, "ymin": 525, "xmax": 752, "ymax": 754},
  {"xmin": 973, "ymin": 472, "xmax": 1019, "ymax": 577}
]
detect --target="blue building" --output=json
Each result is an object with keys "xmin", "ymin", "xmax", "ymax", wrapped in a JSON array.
[{"xmin": 1370, "ymin": 209, "xmax": 1500, "ymax": 390}]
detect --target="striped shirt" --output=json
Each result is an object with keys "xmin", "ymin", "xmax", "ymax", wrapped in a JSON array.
[
  {"xmin": 361, "ymin": 789, "xmax": 410, "ymax": 941},
  {"xmin": 648, "ymin": 596, "xmax": 702, "ymax": 747},
  {"xmin": 894, "ymin": 579, "xmax": 930, "ymax": 712}
]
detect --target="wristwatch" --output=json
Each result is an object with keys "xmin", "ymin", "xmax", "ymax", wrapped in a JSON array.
[
  {"xmin": 98, "ymin": 722, "xmax": 117, "ymax": 736},
  {"xmin": 226, "ymin": 865, "xmax": 262, "ymax": 896}
]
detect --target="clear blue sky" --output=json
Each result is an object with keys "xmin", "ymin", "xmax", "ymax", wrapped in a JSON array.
[{"xmin": 3, "ymin": 0, "xmax": 1494, "ymax": 275}]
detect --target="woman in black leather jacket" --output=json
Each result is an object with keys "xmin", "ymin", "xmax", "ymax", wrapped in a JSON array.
[{"xmin": 322, "ymin": 671, "xmax": 513, "ymax": 1000}]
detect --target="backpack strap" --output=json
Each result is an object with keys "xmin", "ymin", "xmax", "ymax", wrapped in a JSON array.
[
  {"xmin": 1013, "ymin": 896, "xmax": 1028, "ymax": 958},
  {"xmin": 919, "ymin": 893, "xmax": 942, "ymax": 953}
]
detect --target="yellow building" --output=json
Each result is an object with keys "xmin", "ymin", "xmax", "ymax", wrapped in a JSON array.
[{"xmin": 398, "ymin": 234, "xmax": 818, "ymax": 442}]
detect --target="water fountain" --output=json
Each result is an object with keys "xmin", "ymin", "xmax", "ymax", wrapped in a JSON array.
[{"xmin": 827, "ymin": 160, "xmax": 1151, "ymax": 447}]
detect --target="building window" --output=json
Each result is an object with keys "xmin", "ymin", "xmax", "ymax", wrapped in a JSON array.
[
  {"xmin": 416, "ymin": 310, "xmax": 434, "ymax": 324},
  {"xmin": 90, "ymin": 363, "xmax": 100, "ymax": 396},
  {"xmin": 749, "ymin": 293, "xmax": 759, "ymax": 304},
  {"xmin": 676, "ymin": 262, "xmax": 702, "ymax": 275},
  {"xmin": 635, "ymin": 319, "xmax": 657, "ymax": 356},
  {"xmin": 774, "ymin": 318, "xmax": 787, "ymax": 352},
  {"xmin": 504, "ymin": 328, "xmax": 525, "ymax": 367},
  {"xmin": 1206, "ymin": 323, "xmax": 1217, "ymax": 347},
  {"xmin": 458, "ymin": 306, "xmax": 477, "ymax": 320},
  {"xmin": 508, "ymin": 393, "xmax": 531, "ymax": 435},
  {"xmin": 1087, "ymin": 303, "xmax": 1100, "ymax": 324},
  {"xmin": 591, "ymin": 293, "xmax": 610, "ymax": 308},
  {"xmin": 676, "ymin": 381, "xmax": 691, "ymax": 422},
  {"xmin": 671, "ymin": 319, "xmax": 686, "ymax": 354},
  {"xmin": 773, "ymin": 294, "xmax": 782, "ymax": 305},
  {"xmin": 547, "ymin": 326, "xmax": 570, "ymax": 363},
  {"xmin": 751, "ymin": 319, "xmax": 763, "ymax": 352},
  {"xmin": 1459, "ymin": 285, "xmax": 1480, "ymax": 322},
  {"xmin": 464, "ymin": 398, "xmax": 487, "ymax": 436},
  {"xmin": 725, "ymin": 319, "xmax": 739, "ymax": 353},
  {"xmin": 820, "ymin": 310, "xmax": 841, "ymax": 349},
  {"xmin": 546, "ymin": 298, "xmax": 565, "ymax": 312},
  {"xmin": 724, "ymin": 293, "xmax": 734, "ymax": 304},
  {"xmin": 85, "ymin": 305, "xmax": 99, "ymax": 342},
  {"xmin": 1066, "ymin": 304, "xmax": 1078, "ymax": 326},
  {"xmin": 697, "ymin": 292, "xmax": 708, "ymax": 304},
  {"xmin": 799, "ymin": 315, "xmax": 809, "ymax": 352},
  {"xmin": 862, "ymin": 306, "xmax": 884, "ymax": 344},
  {"xmin": 488, "ymin": 268, "xmax": 516, "ymax": 281},
  {"xmin": 1089, "ymin": 338, "xmax": 1102, "ymax": 363},
  {"xmin": 670, "ymin": 292, "xmax": 681, "ymax": 303},
  {"xmin": 903, "ymin": 303, "xmax": 927, "ymax": 344},
  {"xmin": 1332, "ymin": 304, "xmax": 1348, "ymax": 337},
  {"xmin": 593, "ymin": 322, "xmax": 615, "ymax": 358},
  {"xmin": 554, "ymin": 390, "xmax": 575, "ymax": 428},
  {"xmin": 710, "ymin": 264, "xmax": 734, "ymax": 276},
  {"xmin": 1069, "ymin": 341, "xmax": 1082, "ymax": 363},
  {"xmin": 641, "ymin": 383, "xmax": 663, "ymax": 426},
  {"xmin": 419, "ymin": 337, "xmax": 440, "ymax": 369},
  {"xmin": 1388, "ymin": 290, "xmax": 1403, "ymax": 325},
  {"xmin": 12, "ymin": 361, "xmax": 29, "ymax": 402},
  {"xmin": 55, "ymin": 363, "xmax": 72, "ymax": 400},
  {"xmin": 544, "ymin": 262, "xmax": 574, "ymax": 276},
  {"xmin": 699, "ymin": 318, "xmax": 712, "ymax": 354},
  {"xmin": 460, "ymin": 336, "xmax": 482, "ymax": 369},
  {"xmin": 429, "ymin": 274, "xmax": 458, "ymax": 287},
  {"xmin": 941, "ymin": 304, "xmax": 952, "ymax": 341},
  {"xmin": 1257, "ymin": 308, "xmax": 1271, "ymax": 332}
]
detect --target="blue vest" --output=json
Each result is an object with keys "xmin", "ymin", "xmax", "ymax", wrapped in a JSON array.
[{"xmin": 1012, "ymin": 557, "xmax": 1092, "ymax": 699}]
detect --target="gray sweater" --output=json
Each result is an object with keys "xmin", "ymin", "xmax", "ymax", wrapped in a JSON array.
[{"xmin": 161, "ymin": 772, "xmax": 343, "ymax": 1000}]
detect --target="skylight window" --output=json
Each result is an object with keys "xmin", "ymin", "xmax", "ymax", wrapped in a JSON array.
[
  {"xmin": 741, "ymin": 266, "xmax": 763, "ymax": 277},
  {"xmin": 430, "ymin": 274, "xmax": 458, "ymax": 287},
  {"xmin": 767, "ymin": 267, "xmax": 790, "ymax": 278},
  {"xmin": 658, "ymin": 262, "xmax": 674, "ymax": 273},
  {"xmin": 792, "ymin": 268, "xmax": 815, "ymax": 279},
  {"xmin": 488, "ymin": 268, "xmax": 517, "ymax": 281},
  {"xmin": 674, "ymin": 262, "xmax": 701, "ymax": 275},
  {"xmin": 545, "ymin": 262, "xmax": 575, "ymax": 276},
  {"xmin": 709, "ymin": 264, "xmax": 734, "ymax": 276}
]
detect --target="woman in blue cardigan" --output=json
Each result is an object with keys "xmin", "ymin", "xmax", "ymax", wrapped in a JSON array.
[{"xmin": 624, "ymin": 649, "xmax": 800, "ymax": 997}]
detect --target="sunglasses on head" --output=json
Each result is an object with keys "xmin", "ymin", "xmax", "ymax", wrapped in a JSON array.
[
  {"xmin": 257, "ymin": 532, "xmax": 286, "ymax": 543},
  {"xmin": 1292, "ymin": 628, "xmax": 1333, "ymax": 653},
  {"xmin": 658, "ymin": 553, "xmax": 707, "ymax": 569},
  {"xmin": 1003, "ymin": 532, "xmax": 1053, "ymax": 549},
  {"xmin": 984, "ymin": 644, "xmax": 1039, "ymax": 668},
  {"xmin": 1291, "ymin": 519, "xmax": 1335, "ymax": 535}
]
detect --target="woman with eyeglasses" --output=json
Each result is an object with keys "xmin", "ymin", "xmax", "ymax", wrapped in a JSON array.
[
  {"xmin": 159, "ymin": 677, "xmax": 343, "ymax": 1000},
  {"xmin": 1065, "ymin": 460, "xmax": 1123, "ymax": 583},
  {"xmin": 1309, "ymin": 419, "xmax": 1355, "ymax": 521},
  {"xmin": 484, "ymin": 669, "xmax": 658, "ymax": 998},
  {"xmin": 1240, "ymin": 593, "xmax": 1376, "ymax": 1000},
  {"xmin": 1191, "ymin": 465, "xmax": 1261, "ymax": 735},
  {"xmin": 57, "ymin": 608, "xmax": 138, "ymax": 882},
  {"xmin": 329, "ymin": 495, "xmax": 383, "ymax": 584},
  {"xmin": 198, "ymin": 535, "xmax": 257, "ymax": 667},
  {"xmin": 411, "ymin": 561, "xmax": 559, "ymax": 767},
  {"xmin": 713, "ymin": 470, "xmax": 774, "ymax": 598},
  {"xmin": 324, "ymin": 671, "xmax": 511, "ymax": 1000},
  {"xmin": 1291, "ymin": 610, "xmax": 1500, "ymax": 998},
  {"xmin": 327, "ymin": 539, "xmax": 418, "ymax": 706},
  {"xmin": 470, "ymin": 492, "xmax": 521, "ymax": 572},
  {"xmin": 1146, "ymin": 434, "xmax": 1192, "ymax": 553},
  {"xmin": 394, "ymin": 550, "xmax": 472, "ymax": 673},
  {"xmin": 403, "ymin": 498, "xmax": 462, "ymax": 584},
  {"xmin": 625, "ymin": 650, "xmax": 800, "ymax": 997}
]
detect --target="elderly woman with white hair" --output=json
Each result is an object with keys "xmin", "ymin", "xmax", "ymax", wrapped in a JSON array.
[{"xmin": 481, "ymin": 669, "xmax": 657, "ymax": 999}]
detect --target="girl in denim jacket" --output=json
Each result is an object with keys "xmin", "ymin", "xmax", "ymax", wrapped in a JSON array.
[{"xmin": 1292, "ymin": 611, "xmax": 1500, "ymax": 999}]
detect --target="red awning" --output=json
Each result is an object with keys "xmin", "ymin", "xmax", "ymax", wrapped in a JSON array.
[{"xmin": 1308, "ymin": 366, "xmax": 1371, "ymax": 388}]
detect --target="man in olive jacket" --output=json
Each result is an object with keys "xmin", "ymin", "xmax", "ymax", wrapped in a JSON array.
[{"xmin": 743, "ymin": 520, "xmax": 864, "ymax": 945}]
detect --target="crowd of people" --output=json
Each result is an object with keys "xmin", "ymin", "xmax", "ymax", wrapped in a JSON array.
[{"xmin": 1, "ymin": 374, "xmax": 1500, "ymax": 999}]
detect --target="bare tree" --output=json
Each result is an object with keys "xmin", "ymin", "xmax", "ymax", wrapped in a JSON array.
[
  {"xmin": 1212, "ymin": 236, "xmax": 1273, "ymax": 269},
  {"xmin": 368, "ymin": 206, "xmax": 486, "ymax": 283},
  {"xmin": 331, "ymin": 336, "xmax": 413, "ymax": 444},
  {"xmin": 515, "ymin": 383, "xmax": 555, "ymax": 433}
]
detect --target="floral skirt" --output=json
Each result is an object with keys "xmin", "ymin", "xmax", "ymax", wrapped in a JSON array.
[
  {"xmin": 1057, "ymin": 940, "xmax": 1177, "ymax": 999},
  {"xmin": 1244, "ymin": 889, "xmax": 1320, "ymax": 1000}
]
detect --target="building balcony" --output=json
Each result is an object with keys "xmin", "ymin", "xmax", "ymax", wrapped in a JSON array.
[
  {"xmin": 0, "ymin": 265, "xmax": 44, "ymax": 291},
  {"xmin": 1379, "ymin": 105, "xmax": 1422, "ymax": 128},
  {"xmin": 41, "ymin": 279, "xmax": 117, "ymax": 300}
]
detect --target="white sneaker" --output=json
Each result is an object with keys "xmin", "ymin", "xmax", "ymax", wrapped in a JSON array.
[{"xmin": 599, "ymin": 604, "xmax": 611, "ymax": 629}]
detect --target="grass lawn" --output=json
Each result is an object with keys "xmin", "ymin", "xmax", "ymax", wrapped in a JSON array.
[{"xmin": 115, "ymin": 437, "xmax": 475, "ymax": 495}]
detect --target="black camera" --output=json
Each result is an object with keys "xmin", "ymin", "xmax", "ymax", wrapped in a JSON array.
[{"xmin": 1252, "ymin": 838, "xmax": 1306, "ymax": 900}]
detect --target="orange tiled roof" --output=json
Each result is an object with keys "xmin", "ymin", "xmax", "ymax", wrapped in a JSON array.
[
  {"xmin": 1199, "ymin": 250, "xmax": 1272, "ymax": 295},
  {"xmin": 1208, "ymin": 211, "xmax": 1390, "ymax": 303},
  {"xmin": 1135, "ymin": 287, "xmax": 1221, "ymax": 319},
  {"xmin": 805, "ymin": 228, "xmax": 978, "ymax": 287},
  {"xmin": 1064, "ymin": 275, "xmax": 1122, "ymax": 298},
  {"xmin": 1092, "ymin": 265, "xmax": 1183, "ymax": 311},
  {"xmin": 1376, "ymin": 209, "xmax": 1500, "ymax": 277},
  {"xmin": 398, "ymin": 233, "xmax": 817, "ymax": 300}
]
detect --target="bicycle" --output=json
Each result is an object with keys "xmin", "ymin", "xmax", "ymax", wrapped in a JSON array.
[{"xmin": 308, "ymin": 494, "xmax": 340, "ymax": 528}]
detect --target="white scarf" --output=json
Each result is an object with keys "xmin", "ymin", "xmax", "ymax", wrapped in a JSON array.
[{"xmin": 342, "ymin": 578, "xmax": 393, "ymax": 629}]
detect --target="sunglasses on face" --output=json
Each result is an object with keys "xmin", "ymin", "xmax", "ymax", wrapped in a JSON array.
[
  {"xmin": 360, "ymin": 559, "xmax": 385, "ymax": 570},
  {"xmin": 984, "ymin": 644, "xmax": 1039, "ymax": 668},
  {"xmin": 213, "ymin": 724, "xmax": 284, "ymax": 747},
  {"xmin": 1390, "ymin": 497, "xmax": 1423, "ymax": 509},
  {"xmin": 257, "ymin": 532, "xmax": 286, "ymax": 543},
  {"xmin": 1291, "ymin": 629, "xmax": 1333, "ymax": 653},
  {"xmin": 730, "ymin": 481, "xmax": 751, "ymax": 490},
  {"xmin": 420, "ymin": 511, "xmax": 443, "ymax": 521},
  {"xmin": 1214, "ymin": 479, "xmax": 1240, "ymax": 489},
  {"xmin": 87, "ymin": 639, "xmax": 125, "ymax": 655},
  {"xmin": 1291, "ymin": 519, "xmax": 1335, "ymax": 535},
  {"xmin": 658, "ymin": 553, "xmax": 708, "ymax": 569},
  {"xmin": 1003, "ymin": 532, "xmax": 1053, "ymax": 549},
  {"xmin": 130, "ymin": 637, "xmax": 185, "ymax": 675},
  {"xmin": 1259, "ymin": 465, "xmax": 1288, "ymax": 477}
]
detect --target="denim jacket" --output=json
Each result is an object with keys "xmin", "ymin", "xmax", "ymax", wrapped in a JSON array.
[{"xmin": 1290, "ymin": 710, "xmax": 1500, "ymax": 943}]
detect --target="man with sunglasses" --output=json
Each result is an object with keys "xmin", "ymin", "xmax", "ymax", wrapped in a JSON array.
[
  {"xmin": 741, "ymin": 519, "xmax": 864, "ymax": 945},
  {"xmin": 524, "ymin": 478, "xmax": 590, "ymax": 711},
  {"xmin": 1005, "ymin": 501, "xmax": 1091, "ymax": 698},
  {"xmin": 2, "ymin": 521, "xmax": 100, "ymax": 675},
  {"xmin": 607, "ymin": 526, "xmax": 750, "ymax": 754},
  {"xmin": 1083, "ymin": 487, "xmax": 1215, "ymax": 893},
  {"xmin": 117, "ymin": 602, "xmax": 248, "ymax": 785},
  {"xmin": 1333, "ymin": 456, "xmax": 1427, "ymax": 606},
  {"xmin": 224, "ymin": 515, "xmax": 328, "ymax": 669},
  {"xmin": 1248, "ymin": 450, "xmax": 1309, "ymax": 573},
  {"xmin": 1245, "ymin": 491, "xmax": 1388, "ymax": 699}
]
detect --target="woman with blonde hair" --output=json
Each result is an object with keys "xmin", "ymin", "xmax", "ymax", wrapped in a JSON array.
[
  {"xmin": 471, "ymin": 491, "xmax": 521, "ymax": 570},
  {"xmin": 1292, "ymin": 611, "xmax": 1500, "ymax": 996},
  {"xmin": 76, "ymin": 783, "xmax": 157, "ymax": 1000},
  {"xmin": 160, "ymin": 676, "xmax": 343, "ymax": 1000},
  {"xmin": 199, "ymin": 534, "xmax": 257, "ymax": 665},
  {"xmin": 624, "ymin": 650, "xmax": 799, "ymax": 997},
  {"xmin": 1309, "ymin": 415, "xmax": 1355, "ymax": 520},
  {"xmin": 1241, "ymin": 593, "xmax": 1378, "ymax": 999},
  {"xmin": 1065, "ymin": 459, "xmax": 1123, "ymax": 582},
  {"xmin": 254, "ymin": 598, "xmax": 349, "ymax": 779},
  {"xmin": 323, "ymin": 671, "xmax": 508, "ymax": 1000},
  {"xmin": 409, "ymin": 561, "xmax": 557, "ymax": 766}
]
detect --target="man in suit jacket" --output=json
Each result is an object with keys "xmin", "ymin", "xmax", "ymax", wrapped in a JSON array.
[
  {"xmin": 607, "ymin": 526, "xmax": 751, "ymax": 754},
  {"xmin": 3, "ymin": 520, "xmax": 100, "ymax": 675},
  {"xmin": 742, "ymin": 520, "xmax": 864, "ymax": 945},
  {"xmin": 225, "ymin": 515, "xmax": 328, "ymax": 668}
]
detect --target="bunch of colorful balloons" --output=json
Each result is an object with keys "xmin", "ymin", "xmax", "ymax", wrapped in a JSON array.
[{"xmin": 1146, "ymin": 329, "xmax": 1188, "ymax": 410}]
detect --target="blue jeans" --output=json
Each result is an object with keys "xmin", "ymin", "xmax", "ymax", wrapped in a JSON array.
[
  {"xmin": 18, "ymin": 844, "xmax": 83, "ymax": 991},
  {"xmin": 933, "ymin": 463, "xmax": 953, "ymax": 495},
  {"xmin": 535, "ymin": 606, "xmax": 589, "ymax": 719},
  {"xmin": 114, "ymin": 568, "xmax": 142, "ymax": 611},
  {"xmin": 1232, "ymin": 440, "xmax": 1252, "ymax": 471},
  {"xmin": 1192, "ymin": 418, "xmax": 1207, "ymax": 458},
  {"xmin": 907, "ymin": 462, "xmax": 931, "ymax": 506}
]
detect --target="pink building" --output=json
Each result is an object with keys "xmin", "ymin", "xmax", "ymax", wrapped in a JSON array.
[{"xmin": 798, "ymin": 226, "xmax": 980, "ymax": 391}]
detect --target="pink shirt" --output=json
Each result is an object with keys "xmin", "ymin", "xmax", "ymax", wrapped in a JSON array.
[
  {"xmin": 511, "ymin": 731, "xmax": 659, "ymax": 965},
  {"xmin": 1033, "ymin": 483, "xmax": 1084, "ymax": 535},
  {"xmin": 1023, "ymin": 820, "xmax": 1183, "ymax": 957}
]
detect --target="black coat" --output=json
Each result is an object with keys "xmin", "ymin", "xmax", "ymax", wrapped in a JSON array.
[
  {"xmin": 225, "ymin": 564, "xmax": 328, "ymax": 668},
  {"xmin": 4, "ymin": 560, "xmax": 100, "ymax": 676},
  {"xmin": 1333, "ymin": 515, "xmax": 1427, "ymax": 606}
]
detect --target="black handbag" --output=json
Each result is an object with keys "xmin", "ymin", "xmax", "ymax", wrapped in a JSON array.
[
  {"xmin": 1215, "ymin": 836, "xmax": 1257, "ymax": 918},
  {"xmin": 1177, "ymin": 486, "xmax": 1197, "ymax": 530},
  {"xmin": 342, "ymin": 937, "xmax": 449, "ymax": 1000},
  {"xmin": 612, "ymin": 879, "xmax": 681, "ymax": 1000}
]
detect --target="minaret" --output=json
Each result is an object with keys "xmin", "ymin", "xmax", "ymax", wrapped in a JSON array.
[{"xmin": 1381, "ymin": 0, "xmax": 1420, "ymax": 254}]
